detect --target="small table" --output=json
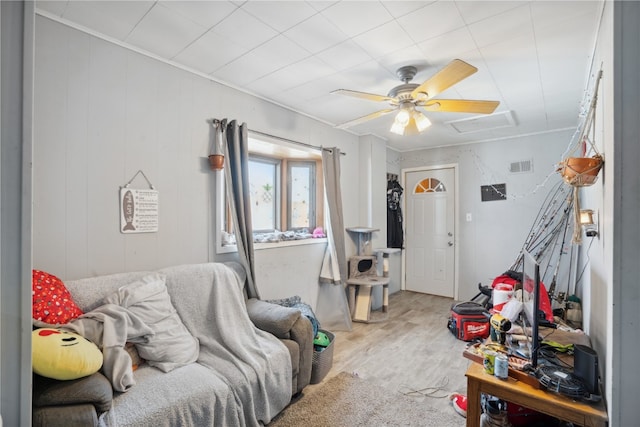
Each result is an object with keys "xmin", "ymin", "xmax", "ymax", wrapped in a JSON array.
[{"xmin": 465, "ymin": 362, "xmax": 607, "ymax": 427}]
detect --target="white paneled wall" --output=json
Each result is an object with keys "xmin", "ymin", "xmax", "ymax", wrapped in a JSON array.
[
  {"xmin": 399, "ymin": 132, "xmax": 570, "ymax": 301},
  {"xmin": 35, "ymin": 17, "xmax": 211, "ymax": 278},
  {"xmin": 33, "ymin": 16, "xmax": 361, "ymax": 295}
]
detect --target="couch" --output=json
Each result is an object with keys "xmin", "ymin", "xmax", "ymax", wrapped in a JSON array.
[{"xmin": 32, "ymin": 262, "xmax": 314, "ymax": 427}]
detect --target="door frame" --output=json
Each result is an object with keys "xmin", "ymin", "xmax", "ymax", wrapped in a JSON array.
[{"xmin": 401, "ymin": 163, "xmax": 460, "ymax": 301}]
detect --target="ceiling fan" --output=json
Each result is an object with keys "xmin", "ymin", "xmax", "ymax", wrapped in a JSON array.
[{"xmin": 332, "ymin": 59, "xmax": 500, "ymax": 136}]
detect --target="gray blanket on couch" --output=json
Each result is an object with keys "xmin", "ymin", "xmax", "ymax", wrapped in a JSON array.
[
  {"xmin": 37, "ymin": 262, "xmax": 292, "ymax": 427},
  {"xmin": 160, "ymin": 262, "xmax": 292, "ymax": 426}
]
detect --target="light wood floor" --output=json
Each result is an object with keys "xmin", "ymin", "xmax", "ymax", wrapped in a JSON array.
[{"xmin": 319, "ymin": 290, "xmax": 473, "ymax": 398}]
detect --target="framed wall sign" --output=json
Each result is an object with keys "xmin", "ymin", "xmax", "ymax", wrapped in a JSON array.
[{"xmin": 120, "ymin": 170, "xmax": 159, "ymax": 233}]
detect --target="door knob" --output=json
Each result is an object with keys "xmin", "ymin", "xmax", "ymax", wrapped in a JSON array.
[
  {"xmin": 448, "ymin": 241, "xmax": 453, "ymax": 247},
  {"xmin": 448, "ymin": 232, "xmax": 453, "ymax": 237}
]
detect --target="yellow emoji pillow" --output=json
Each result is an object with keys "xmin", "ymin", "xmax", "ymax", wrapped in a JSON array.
[{"xmin": 32, "ymin": 328, "xmax": 103, "ymax": 380}]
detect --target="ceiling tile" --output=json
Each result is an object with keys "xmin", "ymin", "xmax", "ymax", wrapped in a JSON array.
[
  {"xmin": 417, "ymin": 27, "xmax": 476, "ymax": 65},
  {"xmin": 252, "ymin": 34, "xmax": 311, "ymax": 70},
  {"xmin": 480, "ymin": 34, "xmax": 543, "ymax": 109},
  {"xmin": 467, "ymin": 4, "xmax": 532, "ymax": 48},
  {"xmin": 211, "ymin": 7, "xmax": 279, "ymax": 51},
  {"xmin": 245, "ymin": 56, "xmax": 336, "ymax": 97},
  {"xmin": 125, "ymin": 3, "xmax": 208, "ymax": 59},
  {"xmin": 306, "ymin": 1, "xmax": 338, "ymax": 12},
  {"xmin": 398, "ymin": 1, "xmax": 466, "ymax": 43},
  {"xmin": 380, "ymin": 1, "xmax": 433, "ymax": 19},
  {"xmin": 455, "ymin": 1, "xmax": 529, "ymax": 25},
  {"xmin": 173, "ymin": 29, "xmax": 248, "ymax": 74},
  {"xmin": 315, "ymin": 39, "xmax": 373, "ymax": 72},
  {"xmin": 213, "ymin": 52, "xmax": 275, "ymax": 87},
  {"xmin": 530, "ymin": 1, "xmax": 601, "ymax": 32},
  {"xmin": 352, "ymin": 20, "xmax": 415, "ymax": 59},
  {"xmin": 284, "ymin": 13, "xmax": 350, "ymax": 54},
  {"xmin": 242, "ymin": 1, "xmax": 318, "ymax": 32},
  {"xmin": 320, "ymin": 1, "xmax": 394, "ymax": 38},
  {"xmin": 214, "ymin": 35, "xmax": 310, "ymax": 86},
  {"xmin": 159, "ymin": 1, "xmax": 238, "ymax": 29},
  {"xmin": 61, "ymin": 0, "xmax": 154, "ymax": 40},
  {"xmin": 302, "ymin": 94, "xmax": 354, "ymax": 123}
]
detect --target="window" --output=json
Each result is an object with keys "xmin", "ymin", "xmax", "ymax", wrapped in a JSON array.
[
  {"xmin": 287, "ymin": 161, "xmax": 316, "ymax": 230},
  {"xmin": 248, "ymin": 155, "xmax": 319, "ymax": 233},
  {"xmin": 248, "ymin": 157, "xmax": 280, "ymax": 232},
  {"xmin": 414, "ymin": 178, "xmax": 446, "ymax": 193},
  {"xmin": 217, "ymin": 133, "xmax": 324, "ymax": 250}
]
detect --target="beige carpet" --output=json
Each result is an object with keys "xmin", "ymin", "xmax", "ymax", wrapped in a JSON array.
[{"xmin": 269, "ymin": 372, "xmax": 465, "ymax": 426}]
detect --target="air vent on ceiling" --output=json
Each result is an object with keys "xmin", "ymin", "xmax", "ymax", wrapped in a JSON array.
[
  {"xmin": 446, "ymin": 110, "xmax": 516, "ymax": 134},
  {"xmin": 509, "ymin": 159, "xmax": 533, "ymax": 174}
]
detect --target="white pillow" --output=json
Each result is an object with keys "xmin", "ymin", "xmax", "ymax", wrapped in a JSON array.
[{"xmin": 105, "ymin": 274, "xmax": 199, "ymax": 372}]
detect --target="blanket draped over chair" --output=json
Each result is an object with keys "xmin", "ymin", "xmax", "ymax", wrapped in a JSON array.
[{"xmin": 35, "ymin": 262, "xmax": 292, "ymax": 427}]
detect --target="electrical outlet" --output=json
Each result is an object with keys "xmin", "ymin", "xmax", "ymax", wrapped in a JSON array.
[{"xmin": 466, "ymin": 213, "xmax": 472, "ymax": 222}]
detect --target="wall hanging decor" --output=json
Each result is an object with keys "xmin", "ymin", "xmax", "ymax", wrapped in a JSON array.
[
  {"xmin": 209, "ymin": 118, "xmax": 226, "ymax": 171},
  {"xmin": 120, "ymin": 170, "xmax": 159, "ymax": 234}
]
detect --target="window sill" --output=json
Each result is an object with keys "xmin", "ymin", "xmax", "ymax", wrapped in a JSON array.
[{"xmin": 218, "ymin": 237, "xmax": 327, "ymax": 254}]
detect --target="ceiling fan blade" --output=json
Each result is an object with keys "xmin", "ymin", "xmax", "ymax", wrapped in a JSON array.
[
  {"xmin": 331, "ymin": 89, "xmax": 394, "ymax": 103},
  {"xmin": 422, "ymin": 99, "xmax": 499, "ymax": 114},
  {"xmin": 410, "ymin": 59, "xmax": 478, "ymax": 100},
  {"xmin": 335, "ymin": 109, "xmax": 396, "ymax": 129}
]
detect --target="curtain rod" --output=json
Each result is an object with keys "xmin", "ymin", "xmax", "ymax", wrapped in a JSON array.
[
  {"xmin": 211, "ymin": 119, "xmax": 346, "ymax": 156},
  {"xmin": 249, "ymin": 129, "xmax": 347, "ymax": 156}
]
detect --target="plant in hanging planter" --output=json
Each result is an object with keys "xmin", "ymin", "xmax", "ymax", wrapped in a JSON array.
[
  {"xmin": 558, "ymin": 70, "xmax": 605, "ymax": 188},
  {"xmin": 209, "ymin": 153, "xmax": 224, "ymax": 170},
  {"xmin": 558, "ymin": 153, "xmax": 604, "ymax": 187},
  {"xmin": 209, "ymin": 119, "xmax": 225, "ymax": 171}
]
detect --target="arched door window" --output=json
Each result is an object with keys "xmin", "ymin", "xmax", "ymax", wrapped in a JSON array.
[{"xmin": 414, "ymin": 177, "xmax": 446, "ymax": 193}]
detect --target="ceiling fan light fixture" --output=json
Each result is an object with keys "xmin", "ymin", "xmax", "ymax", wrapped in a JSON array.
[
  {"xmin": 390, "ymin": 120, "xmax": 405, "ymax": 135},
  {"xmin": 413, "ymin": 111, "xmax": 432, "ymax": 132},
  {"xmin": 395, "ymin": 108, "xmax": 411, "ymax": 126}
]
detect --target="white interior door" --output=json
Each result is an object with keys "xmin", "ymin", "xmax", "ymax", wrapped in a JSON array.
[{"xmin": 405, "ymin": 167, "xmax": 456, "ymax": 297}]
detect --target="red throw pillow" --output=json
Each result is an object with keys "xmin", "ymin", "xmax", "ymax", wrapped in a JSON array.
[{"xmin": 32, "ymin": 270, "xmax": 83, "ymax": 324}]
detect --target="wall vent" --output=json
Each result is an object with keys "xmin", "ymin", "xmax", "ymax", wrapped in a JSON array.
[{"xmin": 509, "ymin": 159, "xmax": 533, "ymax": 174}]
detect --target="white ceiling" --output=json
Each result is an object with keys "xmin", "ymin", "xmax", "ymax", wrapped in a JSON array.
[{"xmin": 36, "ymin": 0, "xmax": 603, "ymax": 151}]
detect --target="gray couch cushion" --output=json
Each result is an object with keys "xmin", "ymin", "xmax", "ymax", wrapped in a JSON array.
[
  {"xmin": 33, "ymin": 372, "xmax": 113, "ymax": 412},
  {"xmin": 246, "ymin": 299, "xmax": 301, "ymax": 339}
]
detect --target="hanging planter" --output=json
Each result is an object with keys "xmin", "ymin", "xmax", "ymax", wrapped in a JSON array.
[
  {"xmin": 209, "ymin": 119, "xmax": 225, "ymax": 171},
  {"xmin": 558, "ymin": 154, "xmax": 603, "ymax": 187},
  {"xmin": 558, "ymin": 70, "xmax": 604, "ymax": 189},
  {"xmin": 208, "ymin": 154, "xmax": 224, "ymax": 170}
]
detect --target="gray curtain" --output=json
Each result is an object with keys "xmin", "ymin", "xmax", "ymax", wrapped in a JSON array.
[
  {"xmin": 223, "ymin": 120, "xmax": 259, "ymax": 299},
  {"xmin": 316, "ymin": 147, "xmax": 352, "ymax": 331}
]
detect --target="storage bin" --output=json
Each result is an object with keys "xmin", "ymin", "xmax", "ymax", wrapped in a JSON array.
[{"xmin": 310, "ymin": 329, "xmax": 334, "ymax": 384}]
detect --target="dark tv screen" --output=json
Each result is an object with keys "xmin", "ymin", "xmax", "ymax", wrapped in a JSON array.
[{"xmin": 522, "ymin": 249, "xmax": 541, "ymax": 368}]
